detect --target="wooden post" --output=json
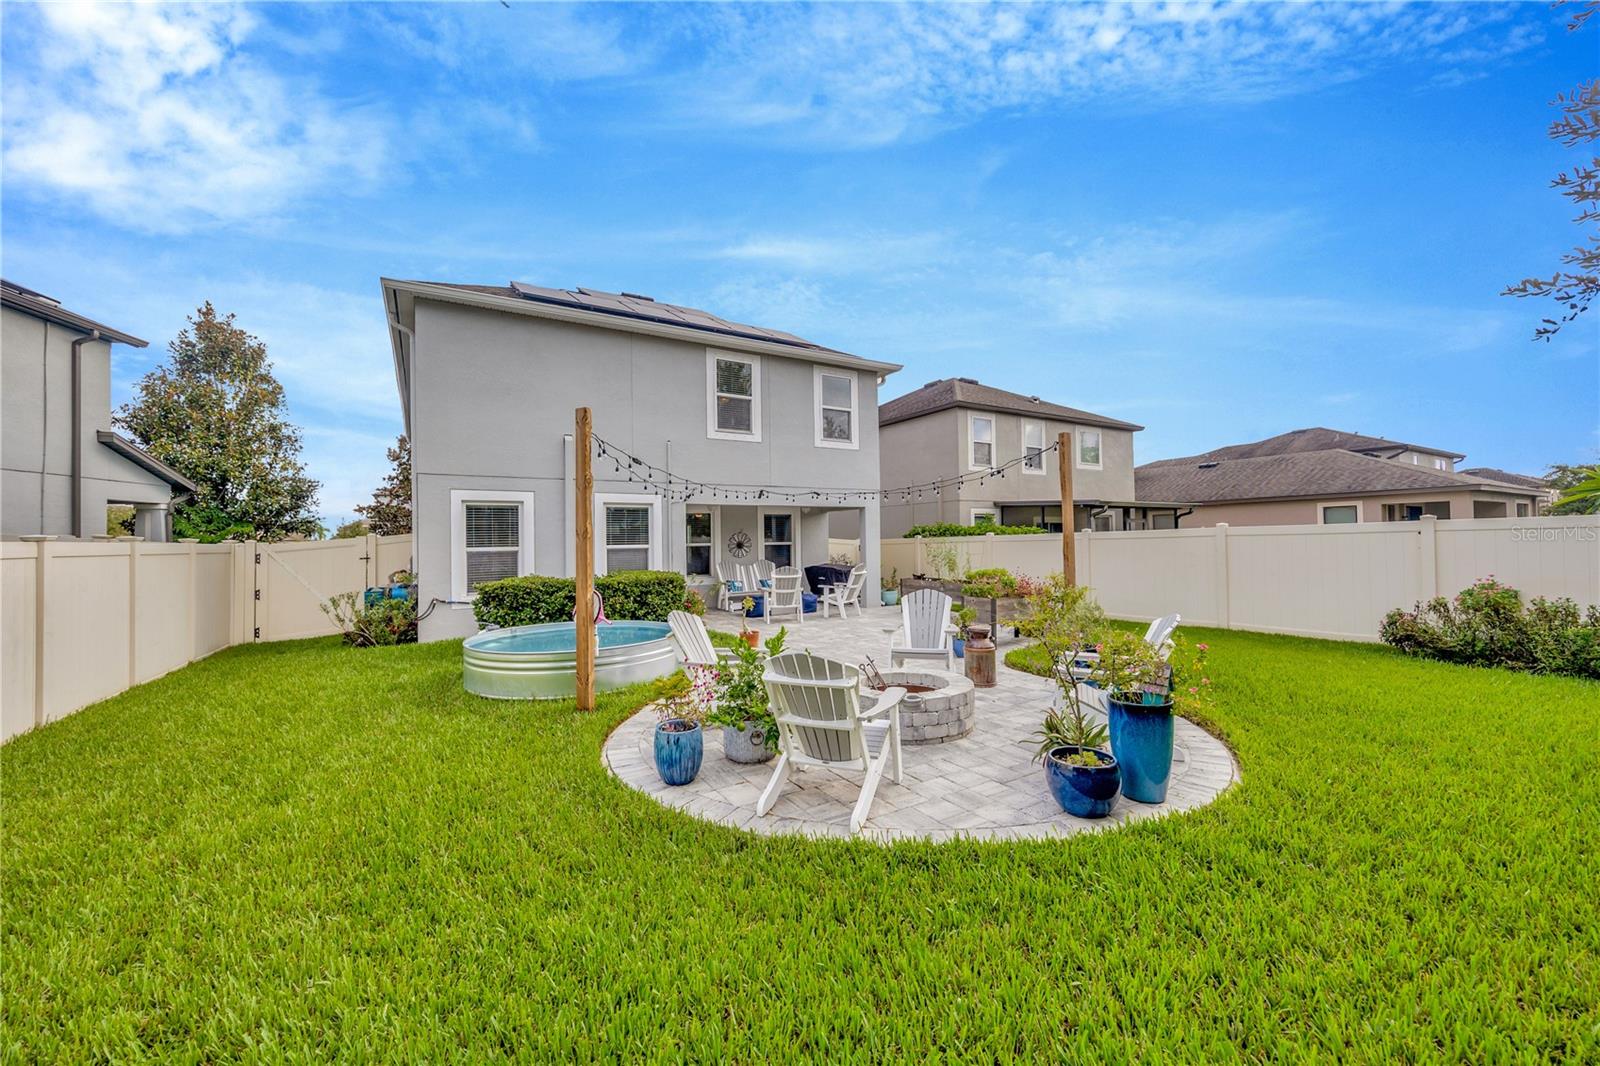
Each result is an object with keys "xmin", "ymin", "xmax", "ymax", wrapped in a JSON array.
[
  {"xmin": 575, "ymin": 407, "xmax": 596, "ymax": 712},
  {"xmin": 1057, "ymin": 431, "xmax": 1076, "ymax": 585}
]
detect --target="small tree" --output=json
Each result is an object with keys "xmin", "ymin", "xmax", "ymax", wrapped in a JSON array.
[
  {"xmin": 355, "ymin": 435, "xmax": 412, "ymax": 535},
  {"xmin": 333, "ymin": 518, "xmax": 370, "ymax": 539},
  {"xmin": 1548, "ymin": 463, "xmax": 1600, "ymax": 514},
  {"xmin": 1503, "ymin": 4, "xmax": 1599, "ymax": 339},
  {"xmin": 117, "ymin": 303, "xmax": 320, "ymax": 541}
]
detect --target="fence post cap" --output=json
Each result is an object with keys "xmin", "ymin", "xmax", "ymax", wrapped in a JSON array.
[
  {"xmin": 19, "ymin": 534, "xmax": 56, "ymax": 542},
  {"xmin": 179, "ymin": 538, "xmax": 201, "ymax": 544},
  {"xmin": 115, "ymin": 535, "xmax": 146, "ymax": 541}
]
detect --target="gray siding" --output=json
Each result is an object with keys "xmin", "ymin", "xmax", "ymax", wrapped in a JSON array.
[
  {"xmin": 2, "ymin": 305, "xmax": 173, "ymax": 539},
  {"xmin": 409, "ymin": 299, "xmax": 884, "ymax": 640}
]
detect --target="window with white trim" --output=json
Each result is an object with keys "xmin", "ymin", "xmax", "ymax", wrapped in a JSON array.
[
  {"xmin": 762, "ymin": 513, "xmax": 794, "ymax": 568},
  {"xmin": 450, "ymin": 489, "xmax": 535, "ymax": 602},
  {"xmin": 604, "ymin": 504, "xmax": 652, "ymax": 572},
  {"xmin": 685, "ymin": 510, "xmax": 712, "ymax": 576},
  {"xmin": 1023, "ymin": 421, "xmax": 1045, "ymax": 472},
  {"xmin": 815, "ymin": 368, "xmax": 857, "ymax": 448},
  {"xmin": 1320, "ymin": 503, "xmax": 1359, "ymax": 524},
  {"xmin": 970, "ymin": 414, "xmax": 994, "ymax": 469},
  {"xmin": 707, "ymin": 350, "xmax": 761, "ymax": 441},
  {"xmin": 1433, "ymin": 457, "xmax": 1448, "ymax": 471},
  {"xmin": 1077, "ymin": 429, "xmax": 1102, "ymax": 470}
]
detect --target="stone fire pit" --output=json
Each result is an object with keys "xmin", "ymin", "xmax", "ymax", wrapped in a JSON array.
[{"xmin": 870, "ymin": 668, "xmax": 975, "ymax": 744}]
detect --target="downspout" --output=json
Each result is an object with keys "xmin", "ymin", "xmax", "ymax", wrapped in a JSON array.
[
  {"xmin": 388, "ymin": 312, "xmax": 417, "ymax": 568},
  {"xmin": 70, "ymin": 329, "xmax": 102, "ymax": 538}
]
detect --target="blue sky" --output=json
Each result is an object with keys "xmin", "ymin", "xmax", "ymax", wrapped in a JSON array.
[{"xmin": 3, "ymin": 1, "xmax": 1596, "ymax": 527}]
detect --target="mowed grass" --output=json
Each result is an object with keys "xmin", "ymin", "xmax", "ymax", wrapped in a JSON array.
[{"xmin": 3, "ymin": 628, "xmax": 1597, "ymax": 1062}]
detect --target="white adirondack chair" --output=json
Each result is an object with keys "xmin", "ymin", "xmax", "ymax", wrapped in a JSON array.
[
  {"xmin": 890, "ymin": 588, "xmax": 955, "ymax": 670},
  {"xmin": 1144, "ymin": 612, "xmax": 1182, "ymax": 660},
  {"xmin": 713, "ymin": 562, "xmax": 740, "ymax": 613},
  {"xmin": 765, "ymin": 566, "xmax": 805, "ymax": 625},
  {"xmin": 668, "ymin": 609, "xmax": 735, "ymax": 710},
  {"xmin": 759, "ymin": 652, "xmax": 905, "ymax": 834},
  {"xmin": 1062, "ymin": 613, "xmax": 1184, "ymax": 706},
  {"xmin": 750, "ymin": 559, "xmax": 776, "ymax": 590},
  {"xmin": 819, "ymin": 565, "xmax": 867, "ymax": 619}
]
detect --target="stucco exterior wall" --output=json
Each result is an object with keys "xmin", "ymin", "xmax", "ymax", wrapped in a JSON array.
[
  {"xmin": 408, "ymin": 298, "xmax": 885, "ymax": 640},
  {"xmin": 2, "ymin": 306, "xmax": 172, "ymax": 539},
  {"xmin": 1182, "ymin": 488, "xmax": 1542, "ymax": 528}
]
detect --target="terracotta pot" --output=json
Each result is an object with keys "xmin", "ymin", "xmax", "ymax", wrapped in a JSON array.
[{"xmin": 741, "ymin": 630, "xmax": 760, "ymax": 648}]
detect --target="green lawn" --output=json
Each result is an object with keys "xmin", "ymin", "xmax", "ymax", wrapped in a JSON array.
[{"xmin": 3, "ymin": 628, "xmax": 1597, "ymax": 1061}]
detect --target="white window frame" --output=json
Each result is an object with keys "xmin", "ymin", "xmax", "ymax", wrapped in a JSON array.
[
  {"xmin": 971, "ymin": 507, "xmax": 999, "ymax": 526},
  {"xmin": 1022, "ymin": 421, "xmax": 1046, "ymax": 475},
  {"xmin": 1076, "ymin": 428, "xmax": 1103, "ymax": 471},
  {"xmin": 813, "ymin": 366, "xmax": 859, "ymax": 450},
  {"xmin": 450, "ymin": 489, "xmax": 536, "ymax": 603},
  {"xmin": 1318, "ymin": 500, "xmax": 1363, "ymax": 525},
  {"xmin": 594, "ymin": 492, "xmax": 662, "ymax": 575},
  {"xmin": 706, "ymin": 349, "xmax": 761, "ymax": 442},
  {"xmin": 968, "ymin": 414, "xmax": 995, "ymax": 471},
  {"xmin": 757, "ymin": 507, "xmax": 798, "ymax": 569},
  {"xmin": 1433, "ymin": 457, "xmax": 1448, "ymax": 471},
  {"xmin": 684, "ymin": 506, "xmax": 718, "ymax": 578}
]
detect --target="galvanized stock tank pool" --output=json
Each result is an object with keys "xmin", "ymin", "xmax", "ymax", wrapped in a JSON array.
[{"xmin": 462, "ymin": 621, "xmax": 678, "ymax": 700}]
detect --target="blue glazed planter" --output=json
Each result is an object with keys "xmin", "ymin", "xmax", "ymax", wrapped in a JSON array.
[
  {"xmin": 882, "ymin": 590, "xmax": 901, "ymax": 606},
  {"xmin": 654, "ymin": 720, "xmax": 704, "ymax": 786},
  {"xmin": 1044, "ymin": 746, "xmax": 1120, "ymax": 818},
  {"xmin": 953, "ymin": 638, "xmax": 966, "ymax": 659},
  {"xmin": 1107, "ymin": 694, "xmax": 1175, "ymax": 804}
]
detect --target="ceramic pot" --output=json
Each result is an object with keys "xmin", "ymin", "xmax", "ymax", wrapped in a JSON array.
[
  {"xmin": 1044, "ymin": 745, "xmax": 1121, "ymax": 818},
  {"xmin": 654, "ymin": 720, "xmax": 704, "ymax": 786},
  {"xmin": 1107, "ymin": 694, "xmax": 1174, "ymax": 804}
]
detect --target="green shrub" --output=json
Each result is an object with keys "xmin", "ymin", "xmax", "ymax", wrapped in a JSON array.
[
  {"xmin": 961, "ymin": 567, "xmax": 1021, "ymax": 598},
  {"xmin": 1379, "ymin": 576, "xmax": 1600, "ymax": 679},
  {"xmin": 906, "ymin": 522, "xmax": 1047, "ymax": 537},
  {"xmin": 473, "ymin": 571, "xmax": 688, "ymax": 628},
  {"xmin": 321, "ymin": 592, "xmax": 417, "ymax": 647}
]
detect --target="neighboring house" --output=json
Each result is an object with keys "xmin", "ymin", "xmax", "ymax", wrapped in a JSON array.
[
  {"xmin": 1458, "ymin": 467, "xmax": 1555, "ymax": 513},
  {"xmin": 1135, "ymin": 427, "xmax": 1544, "ymax": 527},
  {"xmin": 876, "ymin": 377, "xmax": 1183, "ymax": 537},
  {"xmin": 381, "ymin": 279, "xmax": 900, "ymax": 642},
  {"xmin": 1, "ymin": 280, "xmax": 193, "ymax": 541}
]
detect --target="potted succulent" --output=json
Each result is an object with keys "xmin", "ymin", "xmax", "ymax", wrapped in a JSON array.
[
  {"xmin": 709, "ymin": 628, "xmax": 786, "ymax": 764},
  {"xmin": 1031, "ymin": 704, "xmax": 1120, "ymax": 819},
  {"xmin": 653, "ymin": 690, "xmax": 707, "ymax": 786},
  {"xmin": 1097, "ymin": 630, "xmax": 1176, "ymax": 804},
  {"xmin": 739, "ymin": 596, "xmax": 760, "ymax": 648},
  {"xmin": 881, "ymin": 568, "xmax": 901, "ymax": 607}
]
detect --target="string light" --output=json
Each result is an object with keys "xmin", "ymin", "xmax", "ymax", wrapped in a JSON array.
[{"xmin": 590, "ymin": 434, "xmax": 1060, "ymax": 505}]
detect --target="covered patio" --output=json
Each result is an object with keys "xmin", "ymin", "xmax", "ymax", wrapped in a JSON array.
[{"xmin": 603, "ymin": 605, "xmax": 1238, "ymax": 843}]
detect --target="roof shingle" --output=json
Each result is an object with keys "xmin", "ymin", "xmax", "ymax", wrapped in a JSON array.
[
  {"xmin": 1136, "ymin": 448, "xmax": 1543, "ymax": 505},
  {"xmin": 879, "ymin": 377, "xmax": 1141, "ymax": 431}
]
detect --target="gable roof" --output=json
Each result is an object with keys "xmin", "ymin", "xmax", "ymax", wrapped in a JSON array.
[
  {"xmin": 1, "ymin": 279, "xmax": 148, "ymax": 348},
  {"xmin": 1163, "ymin": 426, "xmax": 1464, "ymax": 464},
  {"xmin": 96, "ymin": 431, "xmax": 196, "ymax": 494},
  {"xmin": 879, "ymin": 377, "xmax": 1142, "ymax": 431},
  {"xmin": 1135, "ymin": 448, "xmax": 1541, "ymax": 506},
  {"xmin": 1458, "ymin": 467, "xmax": 1549, "ymax": 490}
]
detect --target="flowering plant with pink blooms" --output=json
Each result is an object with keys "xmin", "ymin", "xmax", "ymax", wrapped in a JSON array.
[{"xmin": 1166, "ymin": 637, "xmax": 1214, "ymax": 717}]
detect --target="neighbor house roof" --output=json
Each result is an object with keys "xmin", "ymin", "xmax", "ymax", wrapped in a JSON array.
[
  {"xmin": 1169, "ymin": 426, "xmax": 1465, "ymax": 464},
  {"xmin": 96, "ymin": 431, "xmax": 197, "ymax": 494},
  {"xmin": 1136, "ymin": 448, "xmax": 1540, "ymax": 506},
  {"xmin": 879, "ymin": 377, "xmax": 1142, "ymax": 431},
  {"xmin": 1458, "ymin": 467, "xmax": 1549, "ymax": 491},
  {"xmin": 1, "ymin": 279, "xmax": 148, "ymax": 348}
]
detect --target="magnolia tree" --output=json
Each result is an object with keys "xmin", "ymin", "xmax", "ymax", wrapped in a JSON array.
[
  {"xmin": 117, "ymin": 303, "xmax": 320, "ymax": 541},
  {"xmin": 355, "ymin": 435, "xmax": 412, "ymax": 535}
]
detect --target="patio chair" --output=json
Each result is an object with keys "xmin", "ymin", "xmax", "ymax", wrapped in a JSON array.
[
  {"xmin": 668, "ymin": 609, "xmax": 736, "ymax": 710},
  {"xmin": 889, "ymin": 588, "xmax": 955, "ymax": 671},
  {"xmin": 765, "ymin": 566, "xmax": 805, "ymax": 625},
  {"xmin": 750, "ymin": 559, "xmax": 776, "ymax": 590},
  {"xmin": 1062, "ymin": 611, "xmax": 1183, "ymax": 684},
  {"xmin": 759, "ymin": 652, "xmax": 905, "ymax": 834},
  {"xmin": 713, "ymin": 562, "xmax": 742, "ymax": 613},
  {"xmin": 819, "ymin": 565, "xmax": 867, "ymax": 620}
]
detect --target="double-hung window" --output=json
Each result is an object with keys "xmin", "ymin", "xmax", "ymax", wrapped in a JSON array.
[
  {"xmin": 762, "ymin": 513, "xmax": 794, "ymax": 568},
  {"xmin": 1023, "ymin": 421, "xmax": 1045, "ymax": 473},
  {"xmin": 707, "ymin": 350, "xmax": 761, "ymax": 441},
  {"xmin": 451, "ymin": 489, "xmax": 535, "ymax": 601},
  {"xmin": 685, "ymin": 510, "xmax": 713, "ymax": 576},
  {"xmin": 1320, "ymin": 503, "xmax": 1360, "ymax": 524},
  {"xmin": 1077, "ymin": 429, "xmax": 1102, "ymax": 470},
  {"xmin": 970, "ymin": 415, "xmax": 994, "ymax": 469},
  {"xmin": 603, "ymin": 503, "xmax": 652, "ymax": 573},
  {"xmin": 815, "ymin": 368, "xmax": 858, "ymax": 448}
]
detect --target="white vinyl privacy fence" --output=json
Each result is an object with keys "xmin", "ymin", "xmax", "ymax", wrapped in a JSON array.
[
  {"xmin": 883, "ymin": 515, "xmax": 1600, "ymax": 643},
  {"xmin": 2, "ymin": 534, "xmax": 412, "ymax": 742}
]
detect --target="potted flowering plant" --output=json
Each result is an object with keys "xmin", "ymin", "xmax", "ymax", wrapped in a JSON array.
[
  {"xmin": 654, "ymin": 689, "xmax": 707, "ymax": 786},
  {"xmin": 708, "ymin": 628, "xmax": 786, "ymax": 763},
  {"xmin": 739, "ymin": 596, "xmax": 760, "ymax": 647},
  {"xmin": 1031, "ymin": 634, "xmax": 1120, "ymax": 818},
  {"xmin": 881, "ymin": 568, "xmax": 901, "ymax": 607},
  {"xmin": 1096, "ymin": 630, "xmax": 1175, "ymax": 804}
]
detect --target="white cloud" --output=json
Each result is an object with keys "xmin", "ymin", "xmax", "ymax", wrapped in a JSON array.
[
  {"xmin": 2, "ymin": 2, "xmax": 388, "ymax": 232},
  {"xmin": 658, "ymin": 1, "xmax": 1542, "ymax": 147}
]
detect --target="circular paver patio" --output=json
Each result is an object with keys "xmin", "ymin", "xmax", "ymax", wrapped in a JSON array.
[{"xmin": 602, "ymin": 606, "xmax": 1240, "ymax": 844}]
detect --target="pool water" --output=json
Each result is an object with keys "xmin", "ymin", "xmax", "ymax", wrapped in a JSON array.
[
  {"xmin": 462, "ymin": 620, "xmax": 679, "ymax": 700},
  {"xmin": 468, "ymin": 622, "xmax": 671, "ymax": 655}
]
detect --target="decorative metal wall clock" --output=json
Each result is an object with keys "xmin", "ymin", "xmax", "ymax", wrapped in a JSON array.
[{"xmin": 727, "ymin": 531, "xmax": 753, "ymax": 557}]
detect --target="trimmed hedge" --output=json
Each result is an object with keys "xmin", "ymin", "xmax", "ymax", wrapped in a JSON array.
[
  {"xmin": 473, "ymin": 571, "xmax": 688, "ymax": 629},
  {"xmin": 905, "ymin": 522, "xmax": 1047, "ymax": 537}
]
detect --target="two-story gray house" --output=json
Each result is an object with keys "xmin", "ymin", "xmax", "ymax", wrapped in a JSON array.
[
  {"xmin": 2, "ymin": 279, "xmax": 194, "ymax": 541},
  {"xmin": 877, "ymin": 378, "xmax": 1182, "ymax": 537},
  {"xmin": 381, "ymin": 279, "xmax": 900, "ymax": 642}
]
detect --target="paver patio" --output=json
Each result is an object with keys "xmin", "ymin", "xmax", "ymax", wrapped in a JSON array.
[{"xmin": 603, "ymin": 605, "xmax": 1239, "ymax": 842}]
